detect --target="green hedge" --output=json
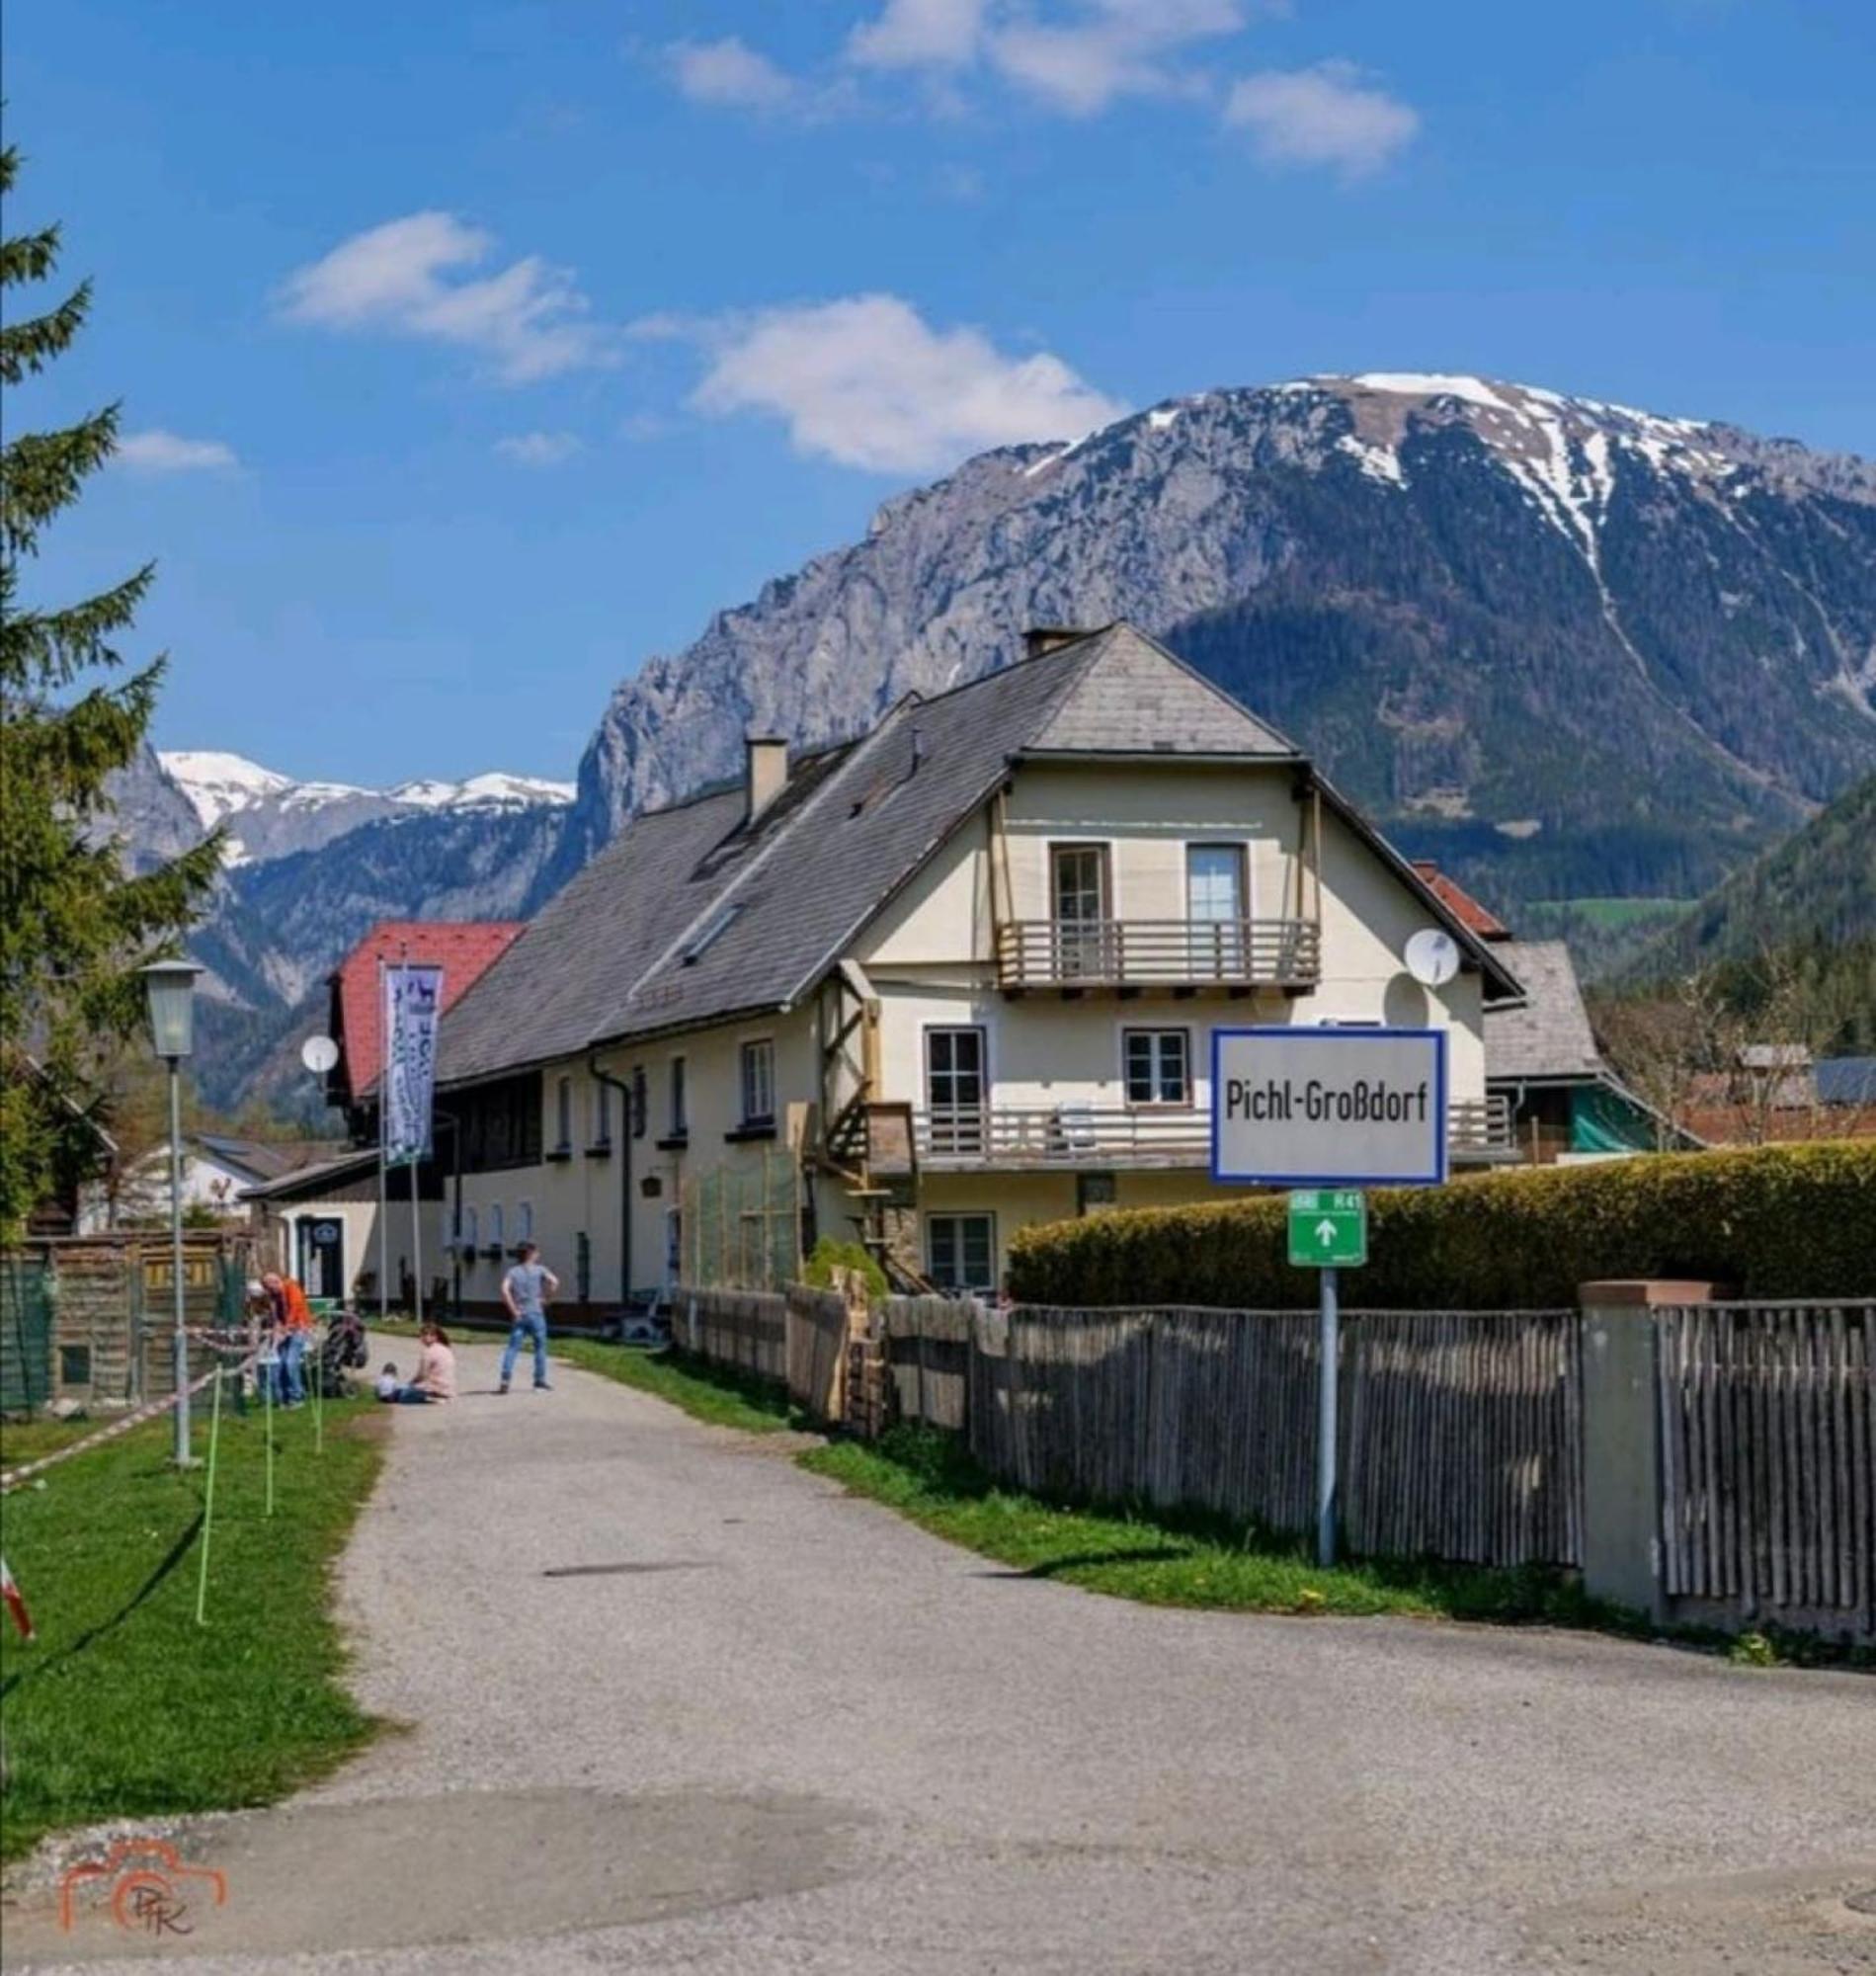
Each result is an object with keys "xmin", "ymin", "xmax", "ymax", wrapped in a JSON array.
[{"xmin": 1006, "ymin": 1141, "xmax": 1876, "ymax": 1309}]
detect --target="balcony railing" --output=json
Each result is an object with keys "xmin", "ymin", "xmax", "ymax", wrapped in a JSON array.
[
  {"xmin": 1450, "ymin": 1094, "xmax": 1517, "ymax": 1163},
  {"xmin": 913, "ymin": 1092, "xmax": 1516, "ymax": 1171},
  {"xmin": 995, "ymin": 918, "xmax": 1321, "ymax": 992}
]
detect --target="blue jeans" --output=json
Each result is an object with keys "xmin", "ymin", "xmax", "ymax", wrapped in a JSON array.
[
  {"xmin": 390, "ymin": 1385, "xmax": 432, "ymax": 1405},
  {"xmin": 500, "ymin": 1312, "xmax": 548, "ymax": 1388},
  {"xmin": 279, "ymin": 1331, "xmax": 308, "ymax": 1406}
]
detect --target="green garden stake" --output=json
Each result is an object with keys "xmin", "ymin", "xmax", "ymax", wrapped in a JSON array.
[
  {"xmin": 196, "ymin": 1362, "xmax": 225, "ymax": 1626},
  {"xmin": 313, "ymin": 1324, "xmax": 324, "ymax": 1454},
  {"xmin": 264, "ymin": 1350, "xmax": 276, "ymax": 1519}
]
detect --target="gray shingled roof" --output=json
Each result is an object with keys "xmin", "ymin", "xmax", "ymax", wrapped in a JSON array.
[
  {"xmin": 1024, "ymin": 623, "xmax": 1294, "ymax": 756},
  {"xmin": 438, "ymin": 624, "xmax": 1509, "ymax": 1090},
  {"xmin": 1484, "ymin": 941, "xmax": 1602, "ymax": 1081}
]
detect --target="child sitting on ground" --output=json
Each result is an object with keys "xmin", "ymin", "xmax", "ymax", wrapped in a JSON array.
[{"xmin": 375, "ymin": 1362, "xmax": 399, "ymax": 1401}]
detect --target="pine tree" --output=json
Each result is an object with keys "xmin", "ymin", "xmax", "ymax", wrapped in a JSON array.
[{"xmin": 1, "ymin": 144, "xmax": 223, "ymax": 1238}]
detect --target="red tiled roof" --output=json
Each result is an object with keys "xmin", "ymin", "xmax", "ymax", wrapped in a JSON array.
[
  {"xmin": 1409, "ymin": 863, "xmax": 1512, "ymax": 941},
  {"xmin": 329, "ymin": 922, "xmax": 526, "ymax": 1104}
]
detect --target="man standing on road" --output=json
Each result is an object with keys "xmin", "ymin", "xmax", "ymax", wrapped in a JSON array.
[{"xmin": 498, "ymin": 1242, "xmax": 558, "ymax": 1395}]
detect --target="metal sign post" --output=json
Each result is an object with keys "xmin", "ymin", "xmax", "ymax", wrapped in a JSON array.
[
  {"xmin": 1288, "ymin": 1191, "xmax": 1365, "ymax": 1566},
  {"xmin": 1211, "ymin": 1029, "xmax": 1449, "ymax": 1569},
  {"xmin": 1317, "ymin": 1265, "xmax": 1339, "ymax": 1569}
]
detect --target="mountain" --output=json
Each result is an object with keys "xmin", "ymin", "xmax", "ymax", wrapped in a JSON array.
[
  {"xmin": 102, "ymin": 749, "xmax": 572, "ymax": 1115},
  {"xmin": 1628, "ymin": 770, "xmax": 1876, "ymax": 975},
  {"xmin": 555, "ymin": 374, "xmax": 1876, "ymax": 914},
  {"xmin": 158, "ymin": 749, "xmax": 572, "ymax": 866}
]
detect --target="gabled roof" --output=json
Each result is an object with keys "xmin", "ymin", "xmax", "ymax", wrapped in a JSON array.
[
  {"xmin": 1483, "ymin": 941, "xmax": 1602, "ymax": 1081},
  {"xmin": 194, "ymin": 1134, "xmax": 349, "ymax": 1183},
  {"xmin": 438, "ymin": 623, "xmax": 1520, "ymax": 1088},
  {"xmin": 1021, "ymin": 622, "xmax": 1295, "ymax": 757},
  {"xmin": 331, "ymin": 921, "xmax": 526, "ymax": 1102}
]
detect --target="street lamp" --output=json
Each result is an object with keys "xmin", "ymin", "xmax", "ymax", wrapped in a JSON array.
[{"xmin": 141, "ymin": 958, "xmax": 203, "ymax": 1467}]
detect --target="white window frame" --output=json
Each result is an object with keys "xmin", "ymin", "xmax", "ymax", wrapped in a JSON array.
[
  {"xmin": 591, "ymin": 1079, "xmax": 612, "ymax": 1149},
  {"xmin": 740, "ymin": 1037, "xmax": 775, "ymax": 1126},
  {"xmin": 926, "ymin": 1211, "xmax": 997, "ymax": 1295},
  {"xmin": 487, "ymin": 1203, "xmax": 504, "ymax": 1251},
  {"xmin": 516, "ymin": 1200, "xmax": 533, "ymax": 1244}
]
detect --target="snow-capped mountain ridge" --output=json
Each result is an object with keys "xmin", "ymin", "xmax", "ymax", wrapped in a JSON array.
[
  {"xmin": 554, "ymin": 371, "xmax": 1876, "ymax": 913},
  {"xmin": 157, "ymin": 751, "xmax": 572, "ymax": 864}
]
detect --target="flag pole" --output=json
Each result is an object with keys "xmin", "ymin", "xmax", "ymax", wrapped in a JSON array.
[
  {"xmin": 376, "ymin": 955, "xmax": 389, "ymax": 1326},
  {"xmin": 410, "ymin": 1152, "xmax": 424, "ymax": 1331}
]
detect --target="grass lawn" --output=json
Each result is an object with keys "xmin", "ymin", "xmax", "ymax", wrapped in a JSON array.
[
  {"xmin": 0, "ymin": 1390, "xmax": 386, "ymax": 1861},
  {"xmin": 798, "ymin": 1426, "xmax": 1622, "ymax": 1626},
  {"xmin": 547, "ymin": 1338, "xmax": 808, "ymax": 1434}
]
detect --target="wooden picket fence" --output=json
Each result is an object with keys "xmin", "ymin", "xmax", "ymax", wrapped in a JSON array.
[
  {"xmin": 879, "ymin": 1294, "xmax": 971, "ymax": 1433},
  {"xmin": 1656, "ymin": 1300, "xmax": 1873, "ymax": 1632},
  {"xmin": 681, "ymin": 1287, "xmax": 786, "ymax": 1385},
  {"xmin": 680, "ymin": 1283, "xmax": 862, "ymax": 1419},
  {"xmin": 959, "ymin": 1303, "xmax": 1580, "ymax": 1566}
]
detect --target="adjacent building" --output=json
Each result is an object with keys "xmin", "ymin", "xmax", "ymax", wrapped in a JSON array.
[{"xmin": 430, "ymin": 623, "xmax": 1524, "ymax": 1311}]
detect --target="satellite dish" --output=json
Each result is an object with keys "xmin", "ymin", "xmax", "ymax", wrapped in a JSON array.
[
  {"xmin": 300, "ymin": 1034, "xmax": 340, "ymax": 1075},
  {"xmin": 1403, "ymin": 928, "xmax": 1461, "ymax": 989}
]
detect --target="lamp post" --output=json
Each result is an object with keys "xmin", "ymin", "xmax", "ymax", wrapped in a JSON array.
[{"xmin": 141, "ymin": 958, "xmax": 203, "ymax": 1467}]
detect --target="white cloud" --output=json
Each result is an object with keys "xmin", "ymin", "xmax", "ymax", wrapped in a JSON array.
[
  {"xmin": 690, "ymin": 293, "xmax": 1125, "ymax": 473},
  {"xmin": 988, "ymin": 0, "xmax": 1243, "ymax": 116},
  {"xmin": 494, "ymin": 431, "xmax": 583, "ymax": 467},
  {"xmin": 279, "ymin": 212, "xmax": 612, "ymax": 382},
  {"xmin": 1224, "ymin": 61, "xmax": 1419, "ymax": 176},
  {"xmin": 115, "ymin": 430, "xmax": 239, "ymax": 474},
  {"xmin": 847, "ymin": 0, "xmax": 987, "ymax": 69},
  {"xmin": 844, "ymin": 0, "xmax": 1242, "ymax": 115},
  {"xmin": 669, "ymin": 36, "xmax": 797, "ymax": 109}
]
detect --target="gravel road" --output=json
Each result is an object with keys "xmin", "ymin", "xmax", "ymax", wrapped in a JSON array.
[{"xmin": 7, "ymin": 1336, "xmax": 1873, "ymax": 1973}]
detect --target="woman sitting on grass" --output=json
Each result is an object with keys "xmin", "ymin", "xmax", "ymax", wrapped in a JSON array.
[{"xmin": 381, "ymin": 1324, "xmax": 457, "ymax": 1405}]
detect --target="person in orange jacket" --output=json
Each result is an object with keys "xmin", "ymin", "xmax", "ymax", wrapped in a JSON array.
[{"xmin": 260, "ymin": 1272, "xmax": 314, "ymax": 1407}]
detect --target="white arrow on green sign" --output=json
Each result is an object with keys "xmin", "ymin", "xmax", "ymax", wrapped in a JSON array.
[{"xmin": 1287, "ymin": 1189, "xmax": 1366, "ymax": 1268}]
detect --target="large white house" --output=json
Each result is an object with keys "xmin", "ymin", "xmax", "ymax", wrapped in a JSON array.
[{"xmin": 426, "ymin": 624, "xmax": 1524, "ymax": 1314}]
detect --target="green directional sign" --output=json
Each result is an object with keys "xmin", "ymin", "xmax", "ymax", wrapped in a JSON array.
[{"xmin": 1288, "ymin": 1189, "xmax": 1366, "ymax": 1268}]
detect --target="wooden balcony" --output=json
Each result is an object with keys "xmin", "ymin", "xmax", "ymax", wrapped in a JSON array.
[
  {"xmin": 994, "ymin": 918, "xmax": 1321, "ymax": 994},
  {"xmin": 913, "ymin": 1092, "xmax": 1516, "ymax": 1172}
]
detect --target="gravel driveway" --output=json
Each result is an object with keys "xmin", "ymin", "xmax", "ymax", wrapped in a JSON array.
[{"xmin": 8, "ymin": 1335, "xmax": 1873, "ymax": 1973}]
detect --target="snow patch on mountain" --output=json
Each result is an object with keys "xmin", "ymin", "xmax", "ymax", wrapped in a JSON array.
[
  {"xmin": 160, "ymin": 752, "xmax": 572, "ymax": 828},
  {"xmin": 157, "ymin": 751, "xmax": 294, "ymax": 826}
]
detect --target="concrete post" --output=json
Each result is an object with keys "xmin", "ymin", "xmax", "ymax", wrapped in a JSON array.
[{"xmin": 1578, "ymin": 1280, "xmax": 1724, "ymax": 1621}]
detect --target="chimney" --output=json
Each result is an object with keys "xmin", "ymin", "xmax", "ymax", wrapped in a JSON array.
[
  {"xmin": 744, "ymin": 735, "xmax": 789, "ymax": 824},
  {"xmin": 1021, "ymin": 625, "xmax": 1092, "ymax": 661}
]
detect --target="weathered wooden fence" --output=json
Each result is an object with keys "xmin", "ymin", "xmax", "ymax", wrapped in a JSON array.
[
  {"xmin": 670, "ymin": 1284, "xmax": 1867, "ymax": 1632},
  {"xmin": 786, "ymin": 1285, "xmax": 856, "ymax": 1422},
  {"xmin": 1656, "ymin": 1300, "xmax": 1873, "ymax": 1635},
  {"xmin": 2, "ymin": 1235, "xmax": 252, "ymax": 1416},
  {"xmin": 681, "ymin": 1287, "xmax": 786, "ymax": 1385},
  {"xmin": 879, "ymin": 1294, "xmax": 971, "ymax": 1432},
  {"xmin": 680, "ymin": 1283, "xmax": 863, "ymax": 1418},
  {"xmin": 959, "ymin": 1304, "xmax": 1581, "ymax": 1566}
]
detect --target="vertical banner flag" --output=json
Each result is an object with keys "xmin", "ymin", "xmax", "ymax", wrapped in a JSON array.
[{"xmin": 382, "ymin": 964, "xmax": 444, "ymax": 1167}]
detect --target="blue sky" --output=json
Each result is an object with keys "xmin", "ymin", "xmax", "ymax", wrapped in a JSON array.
[{"xmin": 10, "ymin": 0, "xmax": 1874, "ymax": 785}]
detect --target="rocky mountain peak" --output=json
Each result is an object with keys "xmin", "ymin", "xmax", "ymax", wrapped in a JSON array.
[{"xmin": 553, "ymin": 373, "xmax": 1876, "ymax": 901}]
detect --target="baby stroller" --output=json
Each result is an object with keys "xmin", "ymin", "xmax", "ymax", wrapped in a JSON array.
[{"xmin": 316, "ymin": 1309, "xmax": 369, "ymax": 1397}]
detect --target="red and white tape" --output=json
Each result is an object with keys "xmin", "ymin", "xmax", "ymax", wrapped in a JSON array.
[
  {"xmin": 1, "ymin": 1556, "xmax": 33, "ymax": 1640},
  {"xmin": 0, "ymin": 1350, "xmax": 260, "ymax": 1496}
]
